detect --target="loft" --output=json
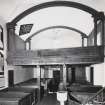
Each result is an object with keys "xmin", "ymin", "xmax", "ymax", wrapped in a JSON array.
[{"xmin": 7, "ymin": 46, "xmax": 104, "ymax": 65}]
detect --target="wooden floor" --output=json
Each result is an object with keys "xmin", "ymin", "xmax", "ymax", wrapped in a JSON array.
[
  {"xmin": 37, "ymin": 93, "xmax": 82, "ymax": 105},
  {"xmin": 37, "ymin": 92, "xmax": 96, "ymax": 105},
  {"xmin": 37, "ymin": 93, "xmax": 60, "ymax": 105}
]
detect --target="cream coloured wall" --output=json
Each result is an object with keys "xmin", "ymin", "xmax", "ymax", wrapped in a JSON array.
[
  {"xmin": 92, "ymin": 63, "xmax": 104, "ymax": 86},
  {"xmin": 0, "ymin": 78, "xmax": 5, "ymax": 88},
  {"xmin": 8, "ymin": 65, "xmax": 34, "ymax": 85},
  {"xmin": 33, "ymin": 67, "xmax": 53, "ymax": 78},
  {"xmin": 14, "ymin": 66, "xmax": 34, "ymax": 84}
]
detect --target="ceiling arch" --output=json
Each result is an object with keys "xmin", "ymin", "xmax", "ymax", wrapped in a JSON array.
[
  {"xmin": 10, "ymin": 1, "xmax": 103, "ymax": 25},
  {"xmin": 25, "ymin": 25, "xmax": 88, "ymax": 42}
]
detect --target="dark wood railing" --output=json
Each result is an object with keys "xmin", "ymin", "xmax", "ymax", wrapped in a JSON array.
[{"xmin": 84, "ymin": 87, "xmax": 105, "ymax": 105}]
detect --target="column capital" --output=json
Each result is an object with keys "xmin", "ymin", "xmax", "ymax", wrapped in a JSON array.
[
  {"xmin": 98, "ymin": 12, "xmax": 105, "ymax": 21},
  {"xmin": 93, "ymin": 12, "xmax": 105, "ymax": 21},
  {"xmin": 7, "ymin": 23, "xmax": 16, "ymax": 30}
]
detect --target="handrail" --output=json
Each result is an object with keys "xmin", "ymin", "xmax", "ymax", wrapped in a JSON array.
[{"xmin": 84, "ymin": 87, "xmax": 105, "ymax": 105}]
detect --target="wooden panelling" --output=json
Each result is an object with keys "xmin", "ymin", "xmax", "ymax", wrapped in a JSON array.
[{"xmin": 7, "ymin": 46, "xmax": 104, "ymax": 65}]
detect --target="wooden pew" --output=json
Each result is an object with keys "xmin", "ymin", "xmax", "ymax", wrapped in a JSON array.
[
  {"xmin": 2, "ymin": 87, "xmax": 35, "ymax": 105},
  {"xmin": 70, "ymin": 92, "xmax": 95, "ymax": 104},
  {"xmin": 67, "ymin": 84, "xmax": 102, "ymax": 93},
  {"xmin": 0, "ymin": 92, "xmax": 31, "ymax": 105},
  {"xmin": 15, "ymin": 83, "xmax": 39, "ymax": 103},
  {"xmin": 0, "ymin": 98, "xmax": 22, "ymax": 105}
]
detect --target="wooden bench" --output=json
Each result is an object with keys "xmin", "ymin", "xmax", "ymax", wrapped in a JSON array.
[
  {"xmin": 16, "ymin": 84, "xmax": 39, "ymax": 103},
  {"xmin": 0, "ymin": 92, "xmax": 31, "ymax": 105},
  {"xmin": 2, "ymin": 87, "xmax": 35, "ymax": 105}
]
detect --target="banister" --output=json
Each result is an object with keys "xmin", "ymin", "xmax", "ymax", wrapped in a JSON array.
[{"xmin": 84, "ymin": 87, "xmax": 105, "ymax": 105}]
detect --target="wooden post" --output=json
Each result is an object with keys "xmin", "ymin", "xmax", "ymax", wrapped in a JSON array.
[
  {"xmin": 63, "ymin": 64, "xmax": 67, "ymax": 86},
  {"xmin": 90, "ymin": 67, "xmax": 94, "ymax": 85},
  {"xmin": 29, "ymin": 40, "xmax": 31, "ymax": 50},
  {"xmin": 7, "ymin": 23, "xmax": 16, "ymax": 51},
  {"xmin": 101, "ymin": 19, "xmax": 104, "ymax": 46},
  {"xmin": 60, "ymin": 65, "xmax": 63, "ymax": 82},
  {"xmin": 82, "ymin": 37, "xmax": 84, "ymax": 47},
  {"xmin": 37, "ymin": 65, "xmax": 41, "ymax": 101},
  {"xmin": 98, "ymin": 12, "xmax": 105, "ymax": 46},
  {"xmin": 94, "ymin": 18, "xmax": 98, "ymax": 46}
]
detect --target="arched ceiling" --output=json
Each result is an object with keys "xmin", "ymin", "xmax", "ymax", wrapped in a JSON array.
[
  {"xmin": 15, "ymin": 6, "xmax": 94, "ymax": 41},
  {"xmin": 1, "ymin": 0, "xmax": 104, "ymax": 49},
  {"xmin": 30, "ymin": 28, "xmax": 82, "ymax": 50},
  {"xmin": 0, "ymin": 0, "xmax": 105, "ymax": 22}
]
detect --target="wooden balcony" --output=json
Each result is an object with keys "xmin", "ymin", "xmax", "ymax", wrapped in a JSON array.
[{"xmin": 7, "ymin": 46, "xmax": 104, "ymax": 65}]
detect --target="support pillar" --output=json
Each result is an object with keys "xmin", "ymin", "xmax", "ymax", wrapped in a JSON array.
[
  {"xmin": 94, "ymin": 18, "xmax": 98, "ymax": 46},
  {"xmin": 86, "ymin": 67, "xmax": 91, "ymax": 82},
  {"xmin": 7, "ymin": 23, "xmax": 16, "ymax": 51},
  {"xmin": 82, "ymin": 37, "xmax": 84, "ymax": 47},
  {"xmin": 37, "ymin": 65, "xmax": 41, "ymax": 101},
  {"xmin": 90, "ymin": 67, "xmax": 94, "ymax": 85},
  {"xmin": 29, "ymin": 40, "xmax": 31, "ymax": 50},
  {"xmin": 63, "ymin": 64, "xmax": 67, "ymax": 86},
  {"xmin": 60, "ymin": 65, "xmax": 63, "ymax": 82},
  {"xmin": 5, "ymin": 23, "xmax": 16, "ymax": 87},
  {"xmin": 101, "ymin": 19, "xmax": 104, "ymax": 46}
]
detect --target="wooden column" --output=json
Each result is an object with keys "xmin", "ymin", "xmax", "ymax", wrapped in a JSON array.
[
  {"xmin": 90, "ymin": 67, "xmax": 94, "ymax": 85},
  {"xmin": 63, "ymin": 64, "xmax": 67, "ymax": 86},
  {"xmin": 29, "ymin": 40, "xmax": 31, "ymax": 50},
  {"xmin": 86, "ymin": 66, "xmax": 91, "ymax": 83},
  {"xmin": 101, "ymin": 19, "xmax": 104, "ymax": 46},
  {"xmin": 82, "ymin": 37, "xmax": 84, "ymax": 47},
  {"xmin": 94, "ymin": 18, "xmax": 98, "ymax": 46},
  {"xmin": 37, "ymin": 65, "xmax": 41, "ymax": 101},
  {"xmin": 60, "ymin": 65, "xmax": 63, "ymax": 82},
  {"xmin": 7, "ymin": 23, "xmax": 16, "ymax": 51}
]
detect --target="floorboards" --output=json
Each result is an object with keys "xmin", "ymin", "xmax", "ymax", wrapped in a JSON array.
[{"xmin": 37, "ymin": 93, "xmax": 59, "ymax": 105}]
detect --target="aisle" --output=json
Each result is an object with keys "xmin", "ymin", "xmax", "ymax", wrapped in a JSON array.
[
  {"xmin": 37, "ymin": 93, "xmax": 60, "ymax": 105},
  {"xmin": 37, "ymin": 93, "xmax": 82, "ymax": 105}
]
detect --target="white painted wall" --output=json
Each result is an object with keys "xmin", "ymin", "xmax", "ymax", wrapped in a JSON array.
[
  {"xmin": 33, "ymin": 67, "xmax": 53, "ymax": 78},
  {"xmin": 14, "ymin": 66, "xmax": 34, "ymax": 84},
  {"xmin": 92, "ymin": 63, "xmax": 104, "ymax": 86},
  {"xmin": 8, "ymin": 65, "xmax": 34, "ymax": 85},
  {"xmin": 0, "ymin": 78, "xmax": 5, "ymax": 88}
]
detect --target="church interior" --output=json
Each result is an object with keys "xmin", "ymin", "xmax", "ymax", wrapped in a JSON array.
[{"xmin": 0, "ymin": 0, "xmax": 105, "ymax": 105}]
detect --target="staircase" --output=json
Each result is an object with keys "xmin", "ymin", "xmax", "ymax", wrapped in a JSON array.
[{"xmin": 84, "ymin": 87, "xmax": 105, "ymax": 105}]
